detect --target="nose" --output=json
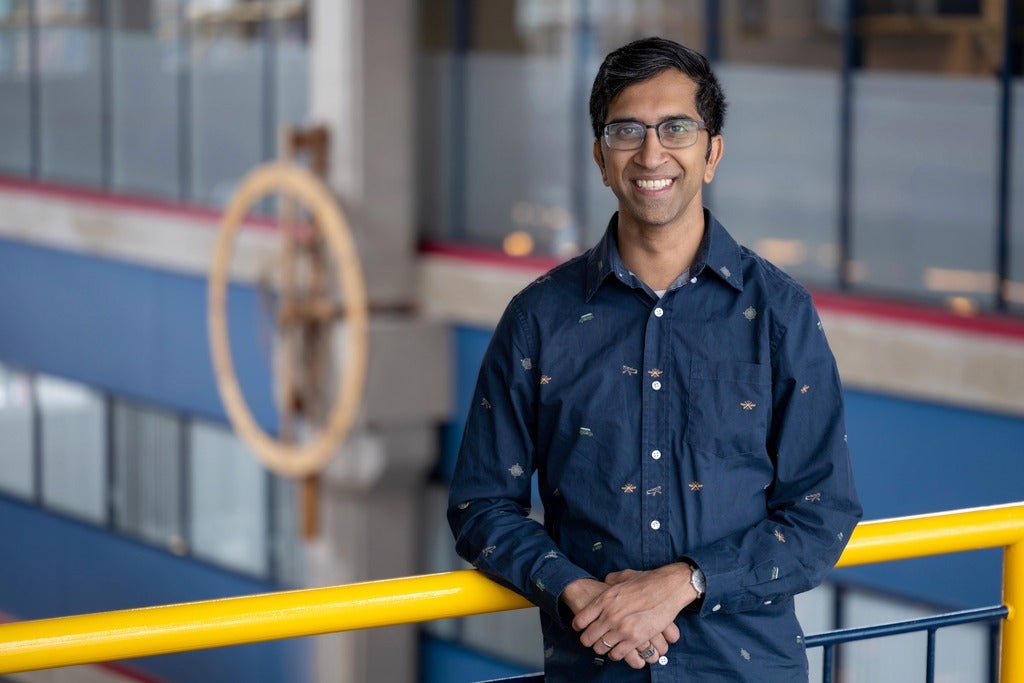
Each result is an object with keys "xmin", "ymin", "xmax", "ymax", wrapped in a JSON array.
[{"xmin": 634, "ymin": 127, "xmax": 668, "ymax": 168}]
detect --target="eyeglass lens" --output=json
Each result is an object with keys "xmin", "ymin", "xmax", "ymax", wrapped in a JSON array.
[{"xmin": 604, "ymin": 119, "xmax": 702, "ymax": 150}]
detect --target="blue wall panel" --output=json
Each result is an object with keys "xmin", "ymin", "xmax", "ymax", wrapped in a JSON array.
[{"xmin": 0, "ymin": 237, "xmax": 276, "ymax": 428}]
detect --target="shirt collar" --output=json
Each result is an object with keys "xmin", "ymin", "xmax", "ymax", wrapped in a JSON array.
[{"xmin": 585, "ymin": 210, "xmax": 744, "ymax": 301}]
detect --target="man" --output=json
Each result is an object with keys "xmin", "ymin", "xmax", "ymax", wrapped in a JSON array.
[{"xmin": 448, "ymin": 36, "xmax": 861, "ymax": 681}]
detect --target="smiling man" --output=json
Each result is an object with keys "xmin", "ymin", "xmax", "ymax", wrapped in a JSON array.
[{"xmin": 448, "ymin": 37, "xmax": 861, "ymax": 682}]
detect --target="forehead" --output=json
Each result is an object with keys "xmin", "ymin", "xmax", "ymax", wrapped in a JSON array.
[{"xmin": 606, "ymin": 69, "xmax": 700, "ymax": 120}]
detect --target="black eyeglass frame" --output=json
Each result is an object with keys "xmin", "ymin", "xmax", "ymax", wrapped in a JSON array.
[{"xmin": 602, "ymin": 118, "xmax": 708, "ymax": 150}]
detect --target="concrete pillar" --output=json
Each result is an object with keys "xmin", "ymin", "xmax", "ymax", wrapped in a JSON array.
[{"xmin": 307, "ymin": 3, "xmax": 441, "ymax": 683}]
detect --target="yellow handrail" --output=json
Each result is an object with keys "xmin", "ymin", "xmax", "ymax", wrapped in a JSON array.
[{"xmin": 1, "ymin": 502, "xmax": 1022, "ymax": 679}]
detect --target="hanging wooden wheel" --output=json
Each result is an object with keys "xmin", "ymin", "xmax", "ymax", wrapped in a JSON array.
[{"xmin": 208, "ymin": 161, "xmax": 368, "ymax": 479}]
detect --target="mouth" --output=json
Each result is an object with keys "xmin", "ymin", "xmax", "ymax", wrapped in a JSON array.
[{"xmin": 633, "ymin": 178, "xmax": 674, "ymax": 192}]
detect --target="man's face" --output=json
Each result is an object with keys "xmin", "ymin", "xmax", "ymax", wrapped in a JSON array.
[{"xmin": 593, "ymin": 69, "xmax": 723, "ymax": 234}]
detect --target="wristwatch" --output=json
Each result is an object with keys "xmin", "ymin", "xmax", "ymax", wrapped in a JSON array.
[{"xmin": 688, "ymin": 564, "xmax": 706, "ymax": 598}]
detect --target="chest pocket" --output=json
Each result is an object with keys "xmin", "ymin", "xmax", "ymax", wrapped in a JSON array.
[{"xmin": 686, "ymin": 359, "xmax": 771, "ymax": 456}]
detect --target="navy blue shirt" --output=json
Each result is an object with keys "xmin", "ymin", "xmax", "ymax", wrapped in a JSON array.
[{"xmin": 448, "ymin": 211, "xmax": 862, "ymax": 681}]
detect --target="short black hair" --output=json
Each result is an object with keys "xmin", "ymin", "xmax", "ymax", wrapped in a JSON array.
[{"xmin": 589, "ymin": 37, "xmax": 727, "ymax": 143}]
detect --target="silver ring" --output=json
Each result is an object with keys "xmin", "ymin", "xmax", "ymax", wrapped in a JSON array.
[
  {"xmin": 639, "ymin": 645, "xmax": 656, "ymax": 659},
  {"xmin": 600, "ymin": 638, "xmax": 614, "ymax": 649}
]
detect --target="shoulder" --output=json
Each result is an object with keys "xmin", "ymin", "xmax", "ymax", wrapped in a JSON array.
[
  {"xmin": 509, "ymin": 251, "xmax": 590, "ymax": 311},
  {"xmin": 737, "ymin": 244, "xmax": 814, "ymax": 315}
]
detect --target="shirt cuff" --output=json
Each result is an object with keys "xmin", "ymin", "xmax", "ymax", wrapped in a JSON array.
[{"xmin": 531, "ymin": 558, "xmax": 593, "ymax": 628}]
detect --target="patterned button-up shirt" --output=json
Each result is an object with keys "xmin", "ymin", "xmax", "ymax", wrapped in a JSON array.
[{"xmin": 448, "ymin": 211, "xmax": 862, "ymax": 682}]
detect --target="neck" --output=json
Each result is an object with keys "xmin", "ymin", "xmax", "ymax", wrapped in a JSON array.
[{"xmin": 616, "ymin": 211, "xmax": 705, "ymax": 292}]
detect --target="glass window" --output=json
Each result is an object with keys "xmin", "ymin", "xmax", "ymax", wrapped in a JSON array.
[
  {"xmin": 112, "ymin": 400, "xmax": 185, "ymax": 549},
  {"xmin": 38, "ymin": 374, "xmax": 107, "ymax": 524},
  {"xmin": 187, "ymin": 0, "xmax": 267, "ymax": 206},
  {"xmin": 418, "ymin": 0, "xmax": 706, "ymax": 259},
  {"xmin": 189, "ymin": 419, "xmax": 268, "ymax": 575},
  {"xmin": 714, "ymin": 0, "xmax": 844, "ymax": 288},
  {"xmin": 0, "ymin": 364, "xmax": 35, "ymax": 500},
  {"xmin": 1012, "ymin": 77, "xmax": 1024, "ymax": 314},
  {"xmin": 850, "ymin": 9, "xmax": 1001, "ymax": 309},
  {"xmin": 0, "ymin": 0, "xmax": 32, "ymax": 174},
  {"xmin": 272, "ymin": 0, "xmax": 308, "ymax": 132},
  {"xmin": 38, "ymin": 0, "xmax": 104, "ymax": 185},
  {"xmin": 110, "ymin": 0, "xmax": 183, "ymax": 198}
]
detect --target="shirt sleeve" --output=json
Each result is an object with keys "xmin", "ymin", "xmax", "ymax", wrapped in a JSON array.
[
  {"xmin": 684, "ymin": 292, "xmax": 863, "ymax": 615},
  {"xmin": 447, "ymin": 297, "xmax": 593, "ymax": 625}
]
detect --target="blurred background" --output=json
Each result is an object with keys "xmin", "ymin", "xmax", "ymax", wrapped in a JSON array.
[{"xmin": 0, "ymin": 0, "xmax": 1023, "ymax": 681}]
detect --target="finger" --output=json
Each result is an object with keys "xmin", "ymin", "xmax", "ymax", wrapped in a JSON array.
[
  {"xmin": 572, "ymin": 603, "xmax": 602, "ymax": 634},
  {"xmin": 593, "ymin": 634, "xmax": 614, "ymax": 655},
  {"xmin": 622, "ymin": 648, "xmax": 647, "ymax": 670},
  {"xmin": 604, "ymin": 569, "xmax": 638, "ymax": 585},
  {"xmin": 650, "ymin": 633, "xmax": 669, "ymax": 654},
  {"xmin": 662, "ymin": 622, "xmax": 681, "ymax": 644}
]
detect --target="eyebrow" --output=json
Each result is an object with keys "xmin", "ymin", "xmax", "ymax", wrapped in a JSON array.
[{"xmin": 604, "ymin": 115, "xmax": 699, "ymax": 126}]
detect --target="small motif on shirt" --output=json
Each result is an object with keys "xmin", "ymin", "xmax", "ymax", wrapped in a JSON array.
[
  {"xmin": 844, "ymin": 434, "xmax": 848, "ymax": 442},
  {"xmin": 481, "ymin": 397, "xmax": 492, "ymax": 409},
  {"xmin": 801, "ymin": 385, "xmax": 810, "ymax": 394},
  {"xmin": 743, "ymin": 307, "xmax": 758, "ymax": 321},
  {"xmin": 774, "ymin": 529, "xmax": 787, "ymax": 543},
  {"xmin": 622, "ymin": 365, "xmax": 638, "ymax": 376},
  {"xmin": 592, "ymin": 542, "xmax": 603, "ymax": 552},
  {"xmin": 535, "ymin": 275, "xmax": 552, "ymax": 284},
  {"xmin": 579, "ymin": 312, "xmax": 595, "ymax": 323},
  {"xmin": 740, "ymin": 401, "xmax": 757, "ymax": 411},
  {"xmin": 593, "ymin": 657, "xmax": 605, "ymax": 667},
  {"xmin": 482, "ymin": 545, "xmax": 496, "ymax": 556},
  {"xmin": 648, "ymin": 368, "xmax": 663, "ymax": 378},
  {"xmin": 540, "ymin": 375, "xmax": 552, "ymax": 385},
  {"xmin": 771, "ymin": 566, "xmax": 780, "ymax": 580},
  {"xmin": 740, "ymin": 648, "xmax": 751, "ymax": 661},
  {"xmin": 796, "ymin": 635, "xmax": 803, "ymax": 644},
  {"xmin": 817, "ymin": 320, "xmax": 824, "ymax": 332},
  {"xmin": 622, "ymin": 483, "xmax": 637, "ymax": 493},
  {"xmin": 720, "ymin": 266, "xmax": 732, "ymax": 278},
  {"xmin": 509, "ymin": 463, "xmax": 525, "ymax": 478},
  {"xmin": 837, "ymin": 531, "xmax": 845, "ymax": 541},
  {"xmin": 689, "ymin": 481, "xmax": 703, "ymax": 492},
  {"xmin": 458, "ymin": 501, "xmax": 471, "ymax": 510},
  {"xmin": 553, "ymin": 488, "xmax": 561, "ymax": 497},
  {"xmin": 521, "ymin": 357, "xmax": 533, "ymax": 370},
  {"xmin": 579, "ymin": 427, "xmax": 593, "ymax": 437},
  {"xmin": 545, "ymin": 647, "xmax": 554, "ymax": 659},
  {"xmin": 805, "ymin": 492, "xmax": 822, "ymax": 503},
  {"xmin": 535, "ymin": 579, "xmax": 546, "ymax": 592},
  {"xmin": 646, "ymin": 486, "xmax": 663, "ymax": 496},
  {"xmin": 544, "ymin": 550, "xmax": 558, "ymax": 559}
]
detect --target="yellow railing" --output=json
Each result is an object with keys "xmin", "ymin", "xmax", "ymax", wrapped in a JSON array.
[{"xmin": 1, "ymin": 502, "xmax": 1023, "ymax": 679}]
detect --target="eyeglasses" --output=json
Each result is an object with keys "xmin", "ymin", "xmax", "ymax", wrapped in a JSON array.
[{"xmin": 603, "ymin": 118, "xmax": 707, "ymax": 150}]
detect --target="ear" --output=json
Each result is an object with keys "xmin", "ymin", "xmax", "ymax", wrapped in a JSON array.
[
  {"xmin": 593, "ymin": 139, "xmax": 609, "ymax": 186},
  {"xmin": 703, "ymin": 134, "xmax": 724, "ymax": 184}
]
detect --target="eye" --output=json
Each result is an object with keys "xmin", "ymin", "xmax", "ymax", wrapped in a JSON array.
[
  {"xmin": 612, "ymin": 123, "xmax": 643, "ymax": 139},
  {"xmin": 664, "ymin": 119, "xmax": 694, "ymax": 135}
]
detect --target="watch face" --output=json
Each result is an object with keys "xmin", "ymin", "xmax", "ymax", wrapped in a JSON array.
[{"xmin": 691, "ymin": 567, "xmax": 706, "ymax": 595}]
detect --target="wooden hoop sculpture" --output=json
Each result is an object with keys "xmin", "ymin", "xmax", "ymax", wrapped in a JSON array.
[{"xmin": 208, "ymin": 162, "xmax": 368, "ymax": 479}]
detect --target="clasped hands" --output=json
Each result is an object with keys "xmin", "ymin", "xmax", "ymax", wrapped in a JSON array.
[{"xmin": 562, "ymin": 564, "xmax": 698, "ymax": 670}]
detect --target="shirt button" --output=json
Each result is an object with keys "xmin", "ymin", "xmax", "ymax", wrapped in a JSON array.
[
  {"xmin": 654, "ymin": 307, "xmax": 664, "ymax": 317},
  {"xmin": 658, "ymin": 656, "xmax": 668, "ymax": 666},
  {"xmin": 651, "ymin": 449, "xmax": 662, "ymax": 460},
  {"xmin": 690, "ymin": 276, "xmax": 697, "ymax": 284},
  {"xmin": 650, "ymin": 520, "xmax": 661, "ymax": 530},
  {"xmin": 651, "ymin": 381, "xmax": 662, "ymax": 391},
  {"xmin": 712, "ymin": 604, "xmax": 722, "ymax": 612}
]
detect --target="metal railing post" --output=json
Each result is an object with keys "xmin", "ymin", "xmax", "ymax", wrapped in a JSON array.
[{"xmin": 1002, "ymin": 539, "xmax": 1023, "ymax": 682}]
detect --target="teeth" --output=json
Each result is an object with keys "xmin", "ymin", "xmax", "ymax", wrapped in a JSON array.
[{"xmin": 636, "ymin": 178, "xmax": 673, "ymax": 191}]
